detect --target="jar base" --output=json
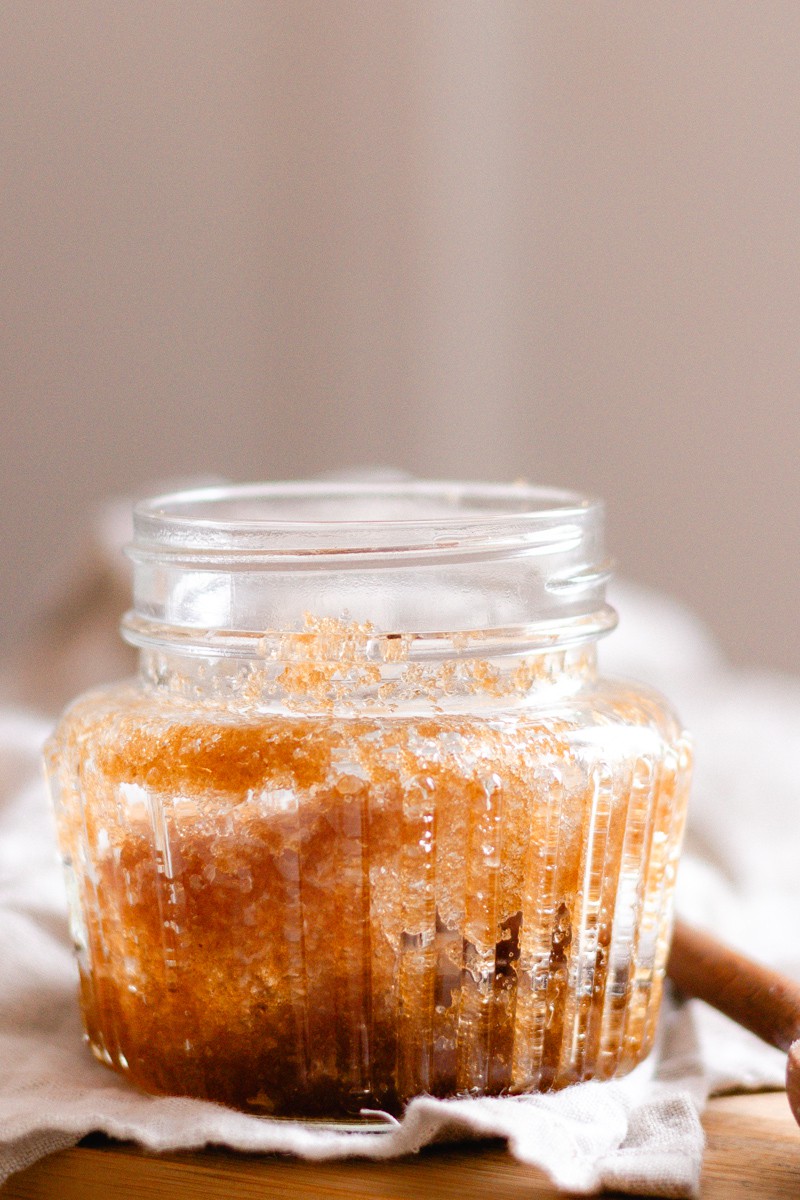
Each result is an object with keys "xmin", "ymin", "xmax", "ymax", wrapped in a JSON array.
[{"xmin": 87, "ymin": 1034, "xmax": 650, "ymax": 1121}]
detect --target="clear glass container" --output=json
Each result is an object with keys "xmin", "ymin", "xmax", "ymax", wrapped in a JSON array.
[{"xmin": 45, "ymin": 481, "xmax": 691, "ymax": 1118}]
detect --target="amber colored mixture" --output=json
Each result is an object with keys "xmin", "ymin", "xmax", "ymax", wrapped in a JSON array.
[{"xmin": 48, "ymin": 684, "xmax": 690, "ymax": 1118}]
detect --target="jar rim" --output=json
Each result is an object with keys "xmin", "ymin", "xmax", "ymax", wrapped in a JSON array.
[{"xmin": 131, "ymin": 480, "xmax": 602, "ymax": 559}]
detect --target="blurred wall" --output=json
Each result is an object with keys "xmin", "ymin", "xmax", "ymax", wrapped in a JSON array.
[{"xmin": 2, "ymin": 1, "xmax": 800, "ymax": 670}]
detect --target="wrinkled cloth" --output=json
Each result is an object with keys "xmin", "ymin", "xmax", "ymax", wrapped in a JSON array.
[{"xmin": 0, "ymin": 582, "xmax": 793, "ymax": 1196}]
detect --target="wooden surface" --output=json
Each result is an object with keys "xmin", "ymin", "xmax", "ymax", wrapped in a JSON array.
[{"xmin": 3, "ymin": 1091, "xmax": 800, "ymax": 1199}]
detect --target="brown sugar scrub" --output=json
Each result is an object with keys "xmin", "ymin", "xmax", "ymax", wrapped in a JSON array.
[{"xmin": 45, "ymin": 482, "xmax": 691, "ymax": 1118}]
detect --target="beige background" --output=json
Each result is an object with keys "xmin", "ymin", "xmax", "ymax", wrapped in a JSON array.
[{"xmin": 2, "ymin": 1, "xmax": 799, "ymax": 670}]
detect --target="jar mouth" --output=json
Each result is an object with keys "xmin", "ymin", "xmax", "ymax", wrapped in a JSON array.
[{"xmin": 130, "ymin": 480, "xmax": 600, "ymax": 561}]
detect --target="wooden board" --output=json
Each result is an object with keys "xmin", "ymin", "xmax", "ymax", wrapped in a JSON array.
[{"xmin": 3, "ymin": 1091, "xmax": 800, "ymax": 1199}]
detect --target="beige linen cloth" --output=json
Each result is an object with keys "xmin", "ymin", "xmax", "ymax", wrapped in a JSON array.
[{"xmin": 0, "ymin": 517, "xmax": 792, "ymax": 1196}]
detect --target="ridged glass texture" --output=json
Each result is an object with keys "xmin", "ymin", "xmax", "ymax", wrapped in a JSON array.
[{"xmin": 46, "ymin": 655, "xmax": 690, "ymax": 1118}]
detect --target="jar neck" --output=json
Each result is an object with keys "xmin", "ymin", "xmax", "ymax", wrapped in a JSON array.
[
  {"xmin": 124, "ymin": 482, "xmax": 615, "ymax": 652},
  {"xmin": 122, "ymin": 480, "xmax": 617, "ymax": 713},
  {"xmin": 136, "ymin": 626, "xmax": 600, "ymax": 715}
]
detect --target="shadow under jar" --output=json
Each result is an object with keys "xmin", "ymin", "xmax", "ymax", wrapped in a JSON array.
[{"xmin": 45, "ymin": 481, "xmax": 691, "ymax": 1119}]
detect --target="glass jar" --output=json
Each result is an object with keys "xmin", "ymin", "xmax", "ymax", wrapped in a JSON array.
[{"xmin": 45, "ymin": 481, "xmax": 691, "ymax": 1119}]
